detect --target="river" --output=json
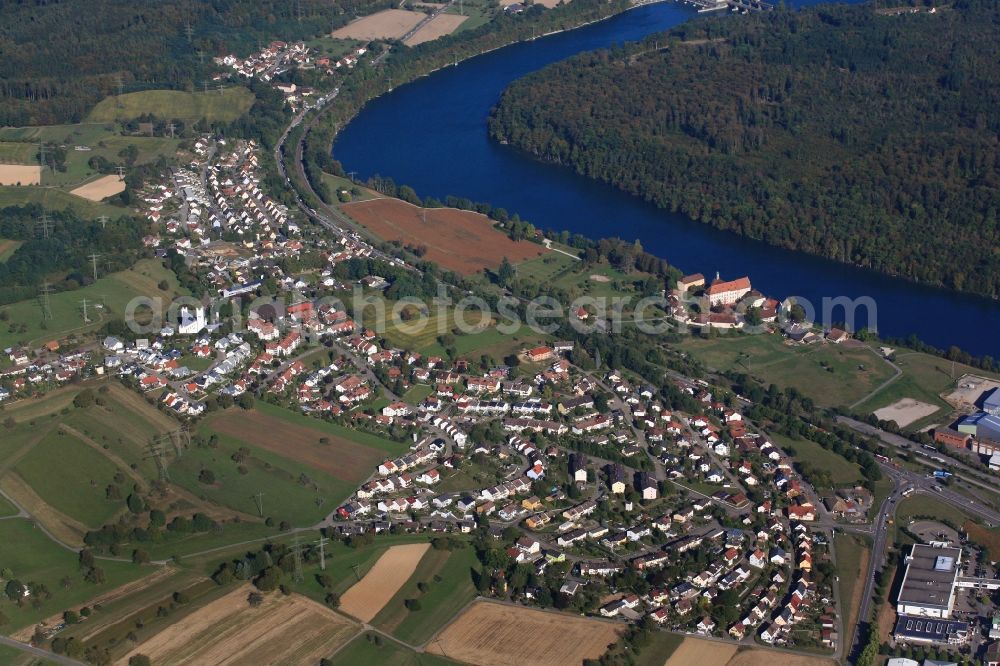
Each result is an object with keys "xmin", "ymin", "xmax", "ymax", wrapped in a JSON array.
[{"xmin": 333, "ymin": 1, "xmax": 1000, "ymax": 359}]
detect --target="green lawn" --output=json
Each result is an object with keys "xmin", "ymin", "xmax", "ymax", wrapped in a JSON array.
[
  {"xmin": 40, "ymin": 135, "xmax": 181, "ymax": 188},
  {"xmin": 0, "ymin": 123, "xmax": 117, "ymax": 144},
  {"xmin": 678, "ymin": 334, "xmax": 896, "ymax": 408},
  {"xmin": 328, "ymin": 632, "xmax": 460, "ymax": 666},
  {"xmin": 834, "ymin": 533, "xmax": 870, "ymax": 648},
  {"xmin": 86, "ymin": 88, "xmax": 255, "ymax": 123},
  {"xmin": 631, "ymin": 632, "xmax": 683, "ymax": 666},
  {"xmin": 322, "ymin": 172, "xmax": 376, "ymax": 202},
  {"xmin": 0, "ymin": 142, "xmax": 38, "ymax": 164},
  {"xmin": 144, "ymin": 522, "xmax": 280, "ymax": 560},
  {"xmin": 304, "ymin": 36, "xmax": 364, "ymax": 60},
  {"xmin": 401, "ymin": 384, "xmax": 432, "ymax": 405},
  {"xmin": 447, "ymin": 0, "xmax": 496, "ymax": 33},
  {"xmin": 0, "ymin": 494, "xmax": 20, "ymax": 518},
  {"xmin": 0, "ymin": 257, "xmax": 184, "ymax": 350},
  {"xmin": 0, "ymin": 643, "xmax": 58, "ymax": 665},
  {"xmin": 0, "ymin": 518, "xmax": 152, "ymax": 632},
  {"xmin": 14, "ymin": 429, "xmax": 123, "ymax": 528},
  {"xmin": 770, "ymin": 433, "xmax": 863, "ymax": 487},
  {"xmin": 372, "ymin": 544, "xmax": 479, "ymax": 645},
  {"xmin": 514, "ymin": 251, "xmax": 577, "ymax": 282},
  {"xmin": 895, "ymin": 494, "xmax": 972, "ymax": 529}
]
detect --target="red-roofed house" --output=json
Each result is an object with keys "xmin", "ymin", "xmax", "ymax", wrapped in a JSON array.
[{"xmin": 707, "ymin": 274, "xmax": 752, "ymax": 306}]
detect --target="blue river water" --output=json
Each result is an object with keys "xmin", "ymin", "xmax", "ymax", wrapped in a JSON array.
[{"xmin": 334, "ymin": 1, "xmax": 1000, "ymax": 358}]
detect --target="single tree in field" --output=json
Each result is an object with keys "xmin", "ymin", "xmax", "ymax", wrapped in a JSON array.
[{"xmin": 248, "ymin": 591, "xmax": 264, "ymax": 608}]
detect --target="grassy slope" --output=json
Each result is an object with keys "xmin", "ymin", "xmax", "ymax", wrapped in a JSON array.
[
  {"xmin": 86, "ymin": 88, "xmax": 254, "ymax": 123},
  {"xmin": 834, "ymin": 533, "xmax": 869, "ymax": 649},
  {"xmin": 632, "ymin": 632, "xmax": 684, "ymax": 666},
  {"xmin": 679, "ymin": 334, "xmax": 896, "ymax": 408},
  {"xmin": 14, "ymin": 429, "xmax": 123, "ymax": 528},
  {"xmin": 769, "ymin": 433, "xmax": 863, "ymax": 486},
  {"xmin": 0, "ymin": 519, "xmax": 150, "ymax": 633},
  {"xmin": 0, "ymin": 186, "xmax": 126, "ymax": 218},
  {"xmin": 0, "ymin": 258, "xmax": 184, "ymax": 350},
  {"xmin": 171, "ymin": 428, "xmax": 347, "ymax": 526}
]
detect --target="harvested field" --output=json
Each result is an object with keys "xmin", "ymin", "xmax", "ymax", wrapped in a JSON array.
[
  {"xmin": 0, "ymin": 164, "xmax": 40, "ymax": 186},
  {"xmin": 343, "ymin": 198, "xmax": 548, "ymax": 275},
  {"xmin": 206, "ymin": 408, "xmax": 385, "ymax": 483},
  {"xmin": 664, "ymin": 639, "xmax": 737, "ymax": 666},
  {"xmin": 340, "ymin": 543, "xmax": 429, "ymax": 622},
  {"xmin": 70, "ymin": 174, "xmax": 125, "ymax": 201},
  {"xmin": 404, "ymin": 13, "xmax": 468, "ymax": 45},
  {"xmin": 332, "ymin": 9, "xmax": 424, "ymax": 40},
  {"xmin": 427, "ymin": 600, "xmax": 621, "ymax": 666},
  {"xmin": 873, "ymin": 397, "xmax": 939, "ymax": 427},
  {"xmin": 725, "ymin": 649, "xmax": 835, "ymax": 666},
  {"xmin": 118, "ymin": 584, "xmax": 358, "ymax": 666}
]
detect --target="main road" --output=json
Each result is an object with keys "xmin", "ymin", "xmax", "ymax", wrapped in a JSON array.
[{"xmin": 848, "ymin": 456, "xmax": 1000, "ymax": 659}]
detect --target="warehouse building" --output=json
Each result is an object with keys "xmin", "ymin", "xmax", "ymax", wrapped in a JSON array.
[{"xmin": 896, "ymin": 544, "xmax": 962, "ymax": 619}]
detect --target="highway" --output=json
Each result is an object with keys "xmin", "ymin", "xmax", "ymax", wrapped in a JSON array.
[{"xmin": 839, "ymin": 416, "xmax": 1000, "ymax": 518}]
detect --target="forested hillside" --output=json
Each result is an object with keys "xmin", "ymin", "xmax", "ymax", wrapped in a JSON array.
[
  {"xmin": 0, "ymin": 0, "xmax": 388, "ymax": 125},
  {"xmin": 489, "ymin": 1, "xmax": 1000, "ymax": 297}
]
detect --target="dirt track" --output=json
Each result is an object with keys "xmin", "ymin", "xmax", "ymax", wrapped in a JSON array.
[{"xmin": 339, "ymin": 543, "xmax": 429, "ymax": 622}]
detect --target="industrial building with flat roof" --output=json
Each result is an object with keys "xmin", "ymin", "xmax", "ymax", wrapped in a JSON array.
[
  {"xmin": 896, "ymin": 544, "xmax": 962, "ymax": 619},
  {"xmin": 893, "ymin": 614, "xmax": 970, "ymax": 646}
]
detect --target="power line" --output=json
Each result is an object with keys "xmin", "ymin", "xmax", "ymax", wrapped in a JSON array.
[
  {"xmin": 89, "ymin": 253, "xmax": 101, "ymax": 282},
  {"xmin": 145, "ymin": 439, "xmax": 170, "ymax": 481},
  {"xmin": 315, "ymin": 536, "xmax": 329, "ymax": 570},
  {"xmin": 36, "ymin": 213, "xmax": 53, "ymax": 239},
  {"xmin": 39, "ymin": 281, "xmax": 53, "ymax": 320}
]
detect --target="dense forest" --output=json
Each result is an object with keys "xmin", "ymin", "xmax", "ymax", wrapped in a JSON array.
[
  {"xmin": 0, "ymin": 0, "xmax": 389, "ymax": 125},
  {"xmin": 489, "ymin": 1, "xmax": 1000, "ymax": 297},
  {"xmin": 0, "ymin": 205, "xmax": 145, "ymax": 305}
]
